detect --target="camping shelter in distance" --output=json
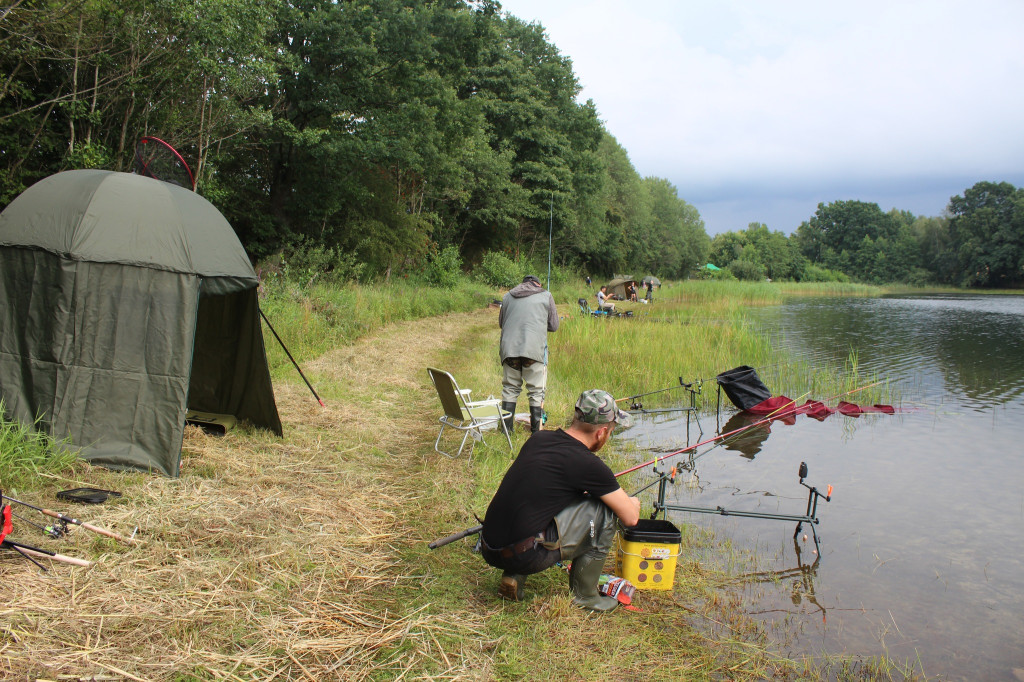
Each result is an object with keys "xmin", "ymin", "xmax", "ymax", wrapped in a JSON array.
[
  {"xmin": 605, "ymin": 277, "xmax": 639, "ymax": 300},
  {"xmin": 0, "ymin": 169, "xmax": 282, "ymax": 477}
]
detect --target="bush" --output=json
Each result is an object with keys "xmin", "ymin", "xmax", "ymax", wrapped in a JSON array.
[
  {"xmin": 475, "ymin": 251, "xmax": 523, "ymax": 288},
  {"xmin": 798, "ymin": 264, "xmax": 850, "ymax": 283},
  {"xmin": 727, "ymin": 259, "xmax": 766, "ymax": 281},
  {"xmin": 280, "ymin": 240, "xmax": 364, "ymax": 288},
  {"xmin": 425, "ymin": 245, "xmax": 463, "ymax": 289}
]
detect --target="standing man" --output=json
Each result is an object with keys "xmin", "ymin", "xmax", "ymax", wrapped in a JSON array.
[
  {"xmin": 499, "ymin": 275, "xmax": 559, "ymax": 433},
  {"xmin": 480, "ymin": 390, "xmax": 640, "ymax": 612}
]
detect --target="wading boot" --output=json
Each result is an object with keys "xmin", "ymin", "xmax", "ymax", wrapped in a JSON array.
[
  {"xmin": 501, "ymin": 401, "xmax": 516, "ymax": 434},
  {"xmin": 569, "ymin": 552, "xmax": 618, "ymax": 612},
  {"xmin": 529, "ymin": 405, "xmax": 544, "ymax": 433},
  {"xmin": 499, "ymin": 572, "xmax": 526, "ymax": 601}
]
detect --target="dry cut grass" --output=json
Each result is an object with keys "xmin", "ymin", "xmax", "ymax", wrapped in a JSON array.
[{"xmin": 0, "ymin": 310, "xmax": 502, "ymax": 681}]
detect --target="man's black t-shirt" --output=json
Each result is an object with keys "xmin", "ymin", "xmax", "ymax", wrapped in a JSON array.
[{"xmin": 481, "ymin": 429, "xmax": 620, "ymax": 548}]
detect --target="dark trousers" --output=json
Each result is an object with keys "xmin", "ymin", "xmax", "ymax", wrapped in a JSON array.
[
  {"xmin": 480, "ymin": 521, "xmax": 561, "ymax": 575},
  {"xmin": 480, "ymin": 498, "xmax": 617, "ymax": 575}
]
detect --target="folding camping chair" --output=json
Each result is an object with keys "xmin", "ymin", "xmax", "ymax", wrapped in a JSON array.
[{"xmin": 427, "ymin": 367, "xmax": 514, "ymax": 458}]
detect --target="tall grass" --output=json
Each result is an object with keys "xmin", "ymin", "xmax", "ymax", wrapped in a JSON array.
[
  {"xmin": 258, "ymin": 276, "xmax": 495, "ymax": 374},
  {"xmin": 0, "ymin": 400, "xmax": 76, "ymax": 492},
  {"xmin": 543, "ymin": 282, "xmax": 892, "ymax": 425},
  {"xmin": 257, "ymin": 274, "xmax": 893, "ymax": 413}
]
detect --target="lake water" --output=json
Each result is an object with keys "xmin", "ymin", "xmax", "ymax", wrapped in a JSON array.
[{"xmin": 625, "ymin": 294, "xmax": 1024, "ymax": 680}]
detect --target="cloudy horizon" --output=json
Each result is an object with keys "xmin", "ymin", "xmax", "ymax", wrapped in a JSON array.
[{"xmin": 499, "ymin": 0, "xmax": 1024, "ymax": 234}]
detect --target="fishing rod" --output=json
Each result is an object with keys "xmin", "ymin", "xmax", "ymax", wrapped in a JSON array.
[
  {"xmin": 0, "ymin": 494, "xmax": 140, "ymax": 546},
  {"xmin": 258, "ymin": 308, "xmax": 325, "ymax": 407},
  {"xmin": 1, "ymin": 495, "xmax": 91, "ymax": 569},
  {"xmin": 1, "ymin": 539, "xmax": 93, "ymax": 569},
  {"xmin": 11, "ymin": 509, "xmax": 66, "ymax": 539},
  {"xmin": 615, "ymin": 380, "xmax": 885, "ymax": 478},
  {"xmin": 547, "ymin": 192, "xmax": 553, "ymax": 291},
  {"xmin": 428, "ymin": 523, "xmax": 483, "ymax": 550},
  {"xmin": 617, "ymin": 377, "xmax": 701, "ymax": 409}
]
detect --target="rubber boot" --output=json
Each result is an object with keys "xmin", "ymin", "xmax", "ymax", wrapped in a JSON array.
[
  {"xmin": 529, "ymin": 405, "xmax": 544, "ymax": 433},
  {"xmin": 499, "ymin": 572, "xmax": 526, "ymax": 601},
  {"xmin": 569, "ymin": 551, "xmax": 618, "ymax": 612},
  {"xmin": 501, "ymin": 401, "xmax": 516, "ymax": 434}
]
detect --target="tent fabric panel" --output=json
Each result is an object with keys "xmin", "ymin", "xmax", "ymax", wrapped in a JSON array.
[
  {"xmin": 189, "ymin": 289, "xmax": 282, "ymax": 436},
  {"xmin": 0, "ymin": 247, "xmax": 197, "ymax": 477},
  {"xmin": 54, "ymin": 365, "xmax": 190, "ymax": 476},
  {"xmin": 0, "ymin": 170, "xmax": 257, "ymax": 287}
]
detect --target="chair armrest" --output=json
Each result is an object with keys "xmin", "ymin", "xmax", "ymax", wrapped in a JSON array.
[{"xmin": 465, "ymin": 397, "xmax": 501, "ymax": 408}]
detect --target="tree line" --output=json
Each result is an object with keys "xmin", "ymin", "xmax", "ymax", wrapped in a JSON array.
[
  {"xmin": 0, "ymin": 0, "xmax": 707, "ymax": 282},
  {"xmin": 4, "ymin": 1, "xmax": 1019, "ymax": 288},
  {"xmin": 707, "ymin": 182, "xmax": 1024, "ymax": 288}
]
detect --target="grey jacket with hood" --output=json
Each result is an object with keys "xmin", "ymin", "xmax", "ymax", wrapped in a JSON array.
[{"xmin": 499, "ymin": 279, "xmax": 559, "ymax": 364}]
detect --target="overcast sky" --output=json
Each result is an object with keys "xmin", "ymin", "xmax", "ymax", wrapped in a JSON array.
[{"xmin": 498, "ymin": 0, "xmax": 1024, "ymax": 234}]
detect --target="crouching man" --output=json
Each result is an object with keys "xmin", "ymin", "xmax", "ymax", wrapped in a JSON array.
[{"xmin": 480, "ymin": 390, "xmax": 641, "ymax": 612}]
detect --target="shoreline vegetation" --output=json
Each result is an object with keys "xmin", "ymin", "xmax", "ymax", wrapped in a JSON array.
[{"xmin": 0, "ymin": 279, "xmax": 963, "ymax": 680}]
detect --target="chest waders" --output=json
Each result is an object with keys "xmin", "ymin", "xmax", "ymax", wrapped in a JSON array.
[{"xmin": 553, "ymin": 498, "xmax": 619, "ymax": 612}]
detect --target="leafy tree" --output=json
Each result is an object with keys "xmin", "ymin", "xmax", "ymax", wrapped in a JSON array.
[
  {"xmin": 1, "ymin": 0, "xmax": 713, "ymax": 285},
  {"xmin": 642, "ymin": 177, "xmax": 707, "ymax": 279},
  {"xmin": 914, "ymin": 216, "xmax": 955, "ymax": 283},
  {"xmin": 0, "ymin": 0, "xmax": 279, "ymax": 204},
  {"xmin": 948, "ymin": 181, "xmax": 1024, "ymax": 287},
  {"xmin": 794, "ymin": 200, "xmax": 919, "ymax": 283},
  {"xmin": 710, "ymin": 223, "xmax": 804, "ymax": 281}
]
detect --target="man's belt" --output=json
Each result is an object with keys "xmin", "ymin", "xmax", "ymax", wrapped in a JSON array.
[
  {"xmin": 498, "ymin": 532, "xmax": 545, "ymax": 559},
  {"xmin": 503, "ymin": 357, "xmax": 537, "ymax": 371}
]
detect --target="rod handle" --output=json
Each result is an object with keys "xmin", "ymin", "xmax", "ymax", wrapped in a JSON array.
[
  {"xmin": 429, "ymin": 524, "xmax": 483, "ymax": 550},
  {"xmin": 16, "ymin": 546, "xmax": 93, "ymax": 567}
]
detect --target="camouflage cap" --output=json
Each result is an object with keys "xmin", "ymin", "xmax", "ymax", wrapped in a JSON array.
[{"xmin": 574, "ymin": 389, "xmax": 632, "ymax": 427}]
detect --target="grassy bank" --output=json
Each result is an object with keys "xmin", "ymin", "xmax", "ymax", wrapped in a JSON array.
[{"xmin": 1, "ymin": 278, "xmax": 915, "ymax": 680}]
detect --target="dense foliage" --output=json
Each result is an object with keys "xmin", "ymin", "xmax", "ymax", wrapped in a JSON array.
[
  {"xmin": 2, "ymin": 2, "xmax": 1019, "ymax": 287},
  {"xmin": 0, "ymin": 0, "xmax": 706, "ymax": 281},
  {"xmin": 707, "ymin": 184, "xmax": 1024, "ymax": 288}
]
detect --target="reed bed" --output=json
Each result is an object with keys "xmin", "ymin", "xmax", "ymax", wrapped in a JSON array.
[{"xmin": 545, "ymin": 283, "xmax": 892, "ymax": 418}]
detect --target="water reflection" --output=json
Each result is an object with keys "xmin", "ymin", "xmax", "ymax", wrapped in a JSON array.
[
  {"xmin": 741, "ymin": 536, "xmax": 825, "ymax": 621},
  {"xmin": 624, "ymin": 294, "xmax": 1024, "ymax": 681},
  {"xmin": 719, "ymin": 411, "xmax": 772, "ymax": 459}
]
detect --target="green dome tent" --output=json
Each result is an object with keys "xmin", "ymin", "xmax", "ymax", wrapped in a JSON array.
[
  {"xmin": 605, "ymin": 277, "xmax": 639, "ymax": 299},
  {"xmin": 0, "ymin": 170, "xmax": 282, "ymax": 477}
]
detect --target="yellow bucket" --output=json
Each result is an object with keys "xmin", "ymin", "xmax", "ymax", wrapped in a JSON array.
[{"xmin": 615, "ymin": 519, "xmax": 681, "ymax": 590}]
